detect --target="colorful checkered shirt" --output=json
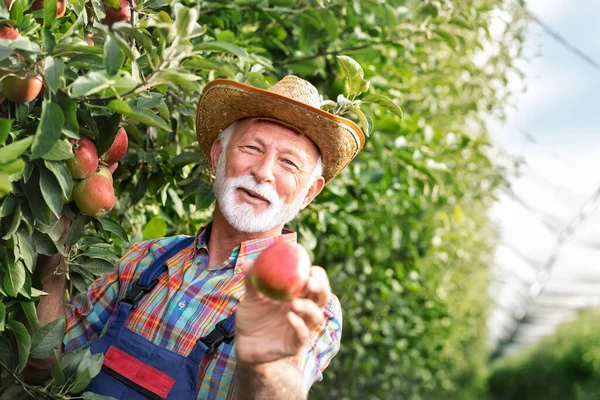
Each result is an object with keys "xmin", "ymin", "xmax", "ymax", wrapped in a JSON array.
[{"xmin": 63, "ymin": 224, "xmax": 343, "ymax": 399}]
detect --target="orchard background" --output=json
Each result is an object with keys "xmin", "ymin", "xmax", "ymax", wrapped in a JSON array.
[{"xmin": 0, "ymin": 0, "xmax": 529, "ymax": 399}]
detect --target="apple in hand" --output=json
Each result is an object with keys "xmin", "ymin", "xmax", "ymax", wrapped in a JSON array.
[{"xmin": 249, "ymin": 242, "xmax": 311, "ymax": 301}]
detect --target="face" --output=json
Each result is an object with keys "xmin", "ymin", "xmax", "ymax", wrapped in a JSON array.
[{"xmin": 211, "ymin": 119, "xmax": 324, "ymax": 233}]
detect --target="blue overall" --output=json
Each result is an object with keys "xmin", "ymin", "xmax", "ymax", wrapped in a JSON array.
[{"xmin": 84, "ymin": 237, "xmax": 236, "ymax": 400}]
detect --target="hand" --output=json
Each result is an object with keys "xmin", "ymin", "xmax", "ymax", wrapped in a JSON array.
[{"xmin": 235, "ymin": 265, "xmax": 331, "ymax": 365}]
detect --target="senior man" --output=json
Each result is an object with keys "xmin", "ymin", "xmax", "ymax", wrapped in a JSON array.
[{"xmin": 28, "ymin": 76, "xmax": 365, "ymax": 399}]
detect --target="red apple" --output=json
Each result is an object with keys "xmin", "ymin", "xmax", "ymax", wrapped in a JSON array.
[
  {"xmin": 100, "ymin": 127, "xmax": 128, "ymax": 165},
  {"xmin": 102, "ymin": 0, "xmax": 132, "ymax": 26},
  {"xmin": 29, "ymin": 0, "xmax": 66, "ymax": 18},
  {"xmin": 73, "ymin": 173, "xmax": 115, "ymax": 216},
  {"xmin": 249, "ymin": 242, "xmax": 311, "ymax": 301},
  {"xmin": 107, "ymin": 162, "xmax": 118, "ymax": 174},
  {"xmin": 1, "ymin": 72, "xmax": 43, "ymax": 103},
  {"xmin": 96, "ymin": 165, "xmax": 113, "ymax": 184},
  {"xmin": 0, "ymin": 26, "xmax": 19, "ymax": 40},
  {"xmin": 67, "ymin": 138, "xmax": 99, "ymax": 179}
]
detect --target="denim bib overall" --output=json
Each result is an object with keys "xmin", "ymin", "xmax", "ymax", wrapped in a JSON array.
[{"xmin": 84, "ymin": 237, "xmax": 236, "ymax": 399}]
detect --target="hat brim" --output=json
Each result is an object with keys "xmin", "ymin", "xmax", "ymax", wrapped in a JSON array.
[{"xmin": 195, "ymin": 79, "xmax": 365, "ymax": 183}]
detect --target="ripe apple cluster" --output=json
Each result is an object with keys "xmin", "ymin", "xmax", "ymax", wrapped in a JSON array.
[{"xmin": 67, "ymin": 128, "xmax": 128, "ymax": 217}]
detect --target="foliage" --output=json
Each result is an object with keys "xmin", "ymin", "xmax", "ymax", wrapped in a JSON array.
[
  {"xmin": 488, "ymin": 309, "xmax": 600, "ymax": 400},
  {"xmin": 0, "ymin": 0, "xmax": 527, "ymax": 398}
]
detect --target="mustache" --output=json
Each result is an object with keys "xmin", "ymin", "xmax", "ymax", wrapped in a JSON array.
[{"xmin": 227, "ymin": 175, "xmax": 281, "ymax": 205}]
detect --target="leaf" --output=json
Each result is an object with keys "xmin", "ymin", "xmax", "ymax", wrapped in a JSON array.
[
  {"xmin": 44, "ymin": 56, "xmax": 65, "ymax": 94},
  {"xmin": 149, "ymin": 70, "xmax": 201, "ymax": 90},
  {"xmin": 107, "ymin": 100, "xmax": 171, "ymax": 131},
  {"xmin": 31, "ymin": 100, "xmax": 65, "ymax": 159},
  {"xmin": 434, "ymin": 28, "xmax": 458, "ymax": 49},
  {"xmin": 81, "ymin": 392, "xmax": 115, "ymax": 400},
  {"xmin": 361, "ymin": 93, "xmax": 404, "ymax": 120},
  {"xmin": 6, "ymin": 319, "xmax": 30, "ymax": 372},
  {"xmin": 104, "ymin": 35, "xmax": 124, "ymax": 76},
  {"xmin": 0, "ymin": 136, "xmax": 34, "ymax": 163},
  {"xmin": 16, "ymin": 229, "xmax": 36, "ymax": 273},
  {"xmin": 20, "ymin": 301, "xmax": 39, "ymax": 331},
  {"xmin": 173, "ymin": 4, "xmax": 198, "ymax": 41},
  {"xmin": 30, "ymin": 318, "xmax": 65, "ymax": 359},
  {"xmin": 44, "ymin": 160, "xmax": 72, "ymax": 200},
  {"xmin": 33, "ymin": 230, "xmax": 58, "ymax": 256},
  {"xmin": 171, "ymin": 151, "xmax": 206, "ymax": 167},
  {"xmin": 67, "ymin": 215, "xmax": 88, "ymax": 246},
  {"xmin": 43, "ymin": 0, "xmax": 57, "ymax": 26},
  {"xmin": 2, "ymin": 202, "xmax": 21, "ymax": 240},
  {"xmin": 112, "ymin": 24, "xmax": 154, "ymax": 52},
  {"xmin": 24, "ymin": 170, "xmax": 51, "ymax": 225},
  {"xmin": 194, "ymin": 41, "xmax": 249, "ymax": 59},
  {"xmin": 57, "ymin": 94, "xmax": 80, "ymax": 138},
  {"xmin": 168, "ymin": 188, "xmax": 184, "ymax": 218},
  {"xmin": 70, "ymin": 71, "xmax": 115, "ymax": 97},
  {"xmin": 337, "ymin": 55, "xmax": 370, "ymax": 97},
  {"xmin": 0, "ymin": 302, "xmax": 5, "ymax": 332},
  {"xmin": 195, "ymin": 180, "xmax": 215, "ymax": 210},
  {"xmin": 349, "ymin": 106, "xmax": 373, "ymax": 137},
  {"xmin": 0, "ymin": 118, "xmax": 11, "ymax": 143},
  {"xmin": 40, "ymin": 167, "xmax": 64, "ymax": 217},
  {"xmin": 71, "ymin": 364, "xmax": 91, "ymax": 393},
  {"xmin": 77, "ymin": 258, "xmax": 115, "ymax": 275},
  {"xmin": 96, "ymin": 215, "xmax": 128, "ymax": 242},
  {"xmin": 142, "ymin": 217, "xmax": 167, "ymax": 240},
  {"xmin": 0, "ymin": 171, "xmax": 11, "ymax": 196},
  {"xmin": 0, "ymin": 158, "xmax": 25, "ymax": 174},
  {"xmin": 3, "ymin": 253, "xmax": 25, "ymax": 297}
]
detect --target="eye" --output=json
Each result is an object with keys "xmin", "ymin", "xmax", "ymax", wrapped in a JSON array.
[
  {"xmin": 282, "ymin": 159, "xmax": 297, "ymax": 168},
  {"xmin": 246, "ymin": 145, "xmax": 260, "ymax": 152}
]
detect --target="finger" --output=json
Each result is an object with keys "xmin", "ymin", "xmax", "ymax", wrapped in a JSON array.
[
  {"xmin": 302, "ymin": 266, "xmax": 331, "ymax": 308},
  {"xmin": 291, "ymin": 298, "xmax": 325, "ymax": 332},
  {"xmin": 287, "ymin": 311, "xmax": 310, "ymax": 354},
  {"xmin": 242, "ymin": 261, "xmax": 262, "ymax": 298}
]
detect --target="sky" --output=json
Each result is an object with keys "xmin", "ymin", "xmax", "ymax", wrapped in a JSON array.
[{"xmin": 487, "ymin": 0, "xmax": 600, "ymax": 352}]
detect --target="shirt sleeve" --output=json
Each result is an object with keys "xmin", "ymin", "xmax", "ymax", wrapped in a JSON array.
[
  {"xmin": 288, "ymin": 293, "xmax": 343, "ymax": 392},
  {"xmin": 63, "ymin": 239, "xmax": 159, "ymax": 352}
]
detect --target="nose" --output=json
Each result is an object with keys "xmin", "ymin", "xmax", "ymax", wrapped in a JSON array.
[{"xmin": 252, "ymin": 153, "xmax": 275, "ymax": 183}]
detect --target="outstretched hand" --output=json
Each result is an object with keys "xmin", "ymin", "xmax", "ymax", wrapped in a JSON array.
[{"xmin": 235, "ymin": 264, "xmax": 331, "ymax": 365}]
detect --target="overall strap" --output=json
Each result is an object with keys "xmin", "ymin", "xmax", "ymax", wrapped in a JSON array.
[
  {"xmin": 114, "ymin": 236, "xmax": 195, "ymax": 325},
  {"xmin": 188, "ymin": 313, "xmax": 236, "ymax": 363}
]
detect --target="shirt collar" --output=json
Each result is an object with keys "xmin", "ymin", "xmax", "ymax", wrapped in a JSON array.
[{"xmin": 193, "ymin": 222, "xmax": 297, "ymax": 272}]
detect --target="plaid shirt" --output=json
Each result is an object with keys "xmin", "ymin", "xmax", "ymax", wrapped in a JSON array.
[{"xmin": 64, "ymin": 224, "xmax": 343, "ymax": 399}]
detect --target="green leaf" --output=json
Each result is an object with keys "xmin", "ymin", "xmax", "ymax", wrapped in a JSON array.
[
  {"xmin": 112, "ymin": 24, "xmax": 154, "ymax": 52},
  {"xmin": 70, "ymin": 71, "xmax": 136, "ymax": 98},
  {"xmin": 195, "ymin": 180, "xmax": 215, "ymax": 210},
  {"xmin": 3, "ymin": 202, "xmax": 21, "ymax": 240},
  {"xmin": 30, "ymin": 318, "xmax": 65, "ymax": 359},
  {"xmin": 44, "ymin": 56, "xmax": 65, "ymax": 94},
  {"xmin": 171, "ymin": 151, "xmax": 206, "ymax": 167},
  {"xmin": 24, "ymin": 169, "xmax": 51, "ymax": 225},
  {"xmin": 96, "ymin": 215, "xmax": 128, "ymax": 242},
  {"xmin": 16, "ymin": 229, "xmax": 36, "ymax": 273},
  {"xmin": 0, "ymin": 136, "xmax": 34, "ymax": 163},
  {"xmin": 81, "ymin": 391, "xmax": 115, "ymax": 400},
  {"xmin": 0, "ymin": 171, "xmax": 12, "ymax": 197},
  {"xmin": 44, "ymin": 160, "xmax": 73, "ymax": 200},
  {"xmin": 104, "ymin": 35, "xmax": 124, "ymax": 76},
  {"xmin": 149, "ymin": 70, "xmax": 201, "ymax": 90},
  {"xmin": 361, "ymin": 93, "xmax": 404, "ymax": 120},
  {"xmin": 67, "ymin": 215, "xmax": 88, "ymax": 246},
  {"xmin": 0, "ymin": 302, "xmax": 5, "ymax": 332},
  {"xmin": 0, "ymin": 118, "xmax": 12, "ymax": 143},
  {"xmin": 3, "ymin": 253, "xmax": 25, "ymax": 297},
  {"xmin": 33, "ymin": 230, "xmax": 58, "ymax": 256},
  {"xmin": 349, "ymin": 106, "xmax": 373, "ymax": 137},
  {"xmin": 142, "ymin": 217, "xmax": 167, "ymax": 240},
  {"xmin": 51, "ymin": 349, "xmax": 66, "ymax": 385},
  {"xmin": 57, "ymin": 94, "xmax": 79, "ymax": 138},
  {"xmin": 20, "ymin": 301, "xmax": 39, "ymax": 330},
  {"xmin": 194, "ymin": 41, "xmax": 249, "ymax": 59},
  {"xmin": 0, "ymin": 158, "xmax": 25, "ymax": 174},
  {"xmin": 44, "ymin": 139, "xmax": 75, "ymax": 161},
  {"xmin": 77, "ymin": 258, "xmax": 115, "ymax": 275},
  {"xmin": 173, "ymin": 4, "xmax": 198, "ymax": 41},
  {"xmin": 107, "ymin": 100, "xmax": 171, "ymax": 132},
  {"xmin": 40, "ymin": 167, "xmax": 64, "ymax": 217},
  {"xmin": 71, "ymin": 367, "xmax": 91, "ymax": 394},
  {"xmin": 31, "ymin": 100, "xmax": 65, "ymax": 159},
  {"xmin": 337, "ymin": 55, "xmax": 370, "ymax": 97},
  {"xmin": 43, "ymin": 0, "xmax": 57, "ymax": 26},
  {"xmin": 168, "ymin": 188, "xmax": 184, "ymax": 218},
  {"xmin": 6, "ymin": 319, "xmax": 30, "ymax": 372}
]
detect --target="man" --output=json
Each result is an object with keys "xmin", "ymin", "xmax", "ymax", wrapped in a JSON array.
[{"xmin": 28, "ymin": 76, "xmax": 365, "ymax": 399}]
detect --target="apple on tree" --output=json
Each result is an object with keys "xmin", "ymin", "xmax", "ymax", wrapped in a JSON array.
[
  {"xmin": 100, "ymin": 127, "xmax": 128, "ymax": 166},
  {"xmin": 249, "ymin": 242, "xmax": 312, "ymax": 301},
  {"xmin": 73, "ymin": 172, "xmax": 115, "ymax": 217},
  {"xmin": 67, "ymin": 138, "xmax": 99, "ymax": 180},
  {"xmin": 103, "ymin": 0, "xmax": 133, "ymax": 26},
  {"xmin": 28, "ymin": 0, "xmax": 66, "ymax": 18}
]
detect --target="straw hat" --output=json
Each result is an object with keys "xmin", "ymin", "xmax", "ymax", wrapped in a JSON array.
[{"xmin": 195, "ymin": 75, "xmax": 365, "ymax": 183}]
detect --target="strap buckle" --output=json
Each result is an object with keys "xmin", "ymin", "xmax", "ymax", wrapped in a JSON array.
[
  {"xmin": 201, "ymin": 319, "xmax": 234, "ymax": 355},
  {"xmin": 122, "ymin": 279, "xmax": 159, "ymax": 309}
]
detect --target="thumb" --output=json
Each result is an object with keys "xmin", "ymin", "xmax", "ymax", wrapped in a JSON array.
[{"xmin": 242, "ymin": 260, "xmax": 260, "ymax": 297}]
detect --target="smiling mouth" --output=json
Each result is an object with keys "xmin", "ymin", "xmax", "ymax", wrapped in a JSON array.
[{"xmin": 239, "ymin": 188, "xmax": 269, "ymax": 203}]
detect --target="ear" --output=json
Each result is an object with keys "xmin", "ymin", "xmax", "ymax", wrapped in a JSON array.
[
  {"xmin": 300, "ymin": 176, "xmax": 325, "ymax": 210},
  {"xmin": 210, "ymin": 138, "xmax": 223, "ymax": 176}
]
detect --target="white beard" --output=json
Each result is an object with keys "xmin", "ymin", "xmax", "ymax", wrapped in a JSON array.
[{"xmin": 213, "ymin": 152, "xmax": 311, "ymax": 233}]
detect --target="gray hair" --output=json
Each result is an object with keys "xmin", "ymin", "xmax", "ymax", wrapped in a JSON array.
[{"xmin": 217, "ymin": 121, "xmax": 323, "ymax": 184}]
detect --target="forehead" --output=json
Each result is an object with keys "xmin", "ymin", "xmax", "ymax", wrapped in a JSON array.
[{"xmin": 232, "ymin": 119, "xmax": 320, "ymax": 159}]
